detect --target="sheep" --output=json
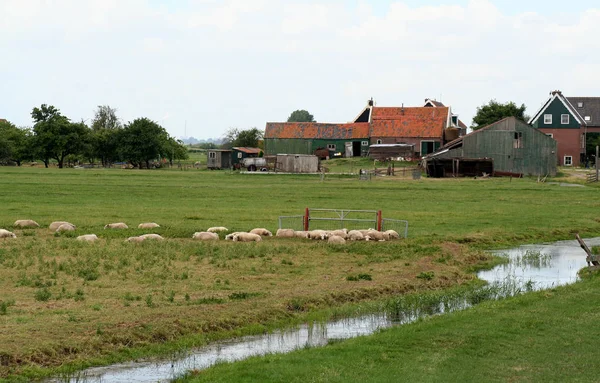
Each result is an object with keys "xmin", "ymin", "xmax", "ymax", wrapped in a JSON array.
[
  {"xmin": 139, "ymin": 233, "xmax": 164, "ymax": 241},
  {"xmin": 358, "ymin": 229, "xmax": 372, "ymax": 237},
  {"xmin": 192, "ymin": 232, "xmax": 219, "ymax": 241},
  {"xmin": 383, "ymin": 230, "xmax": 400, "ymax": 240},
  {"xmin": 225, "ymin": 232, "xmax": 244, "ymax": 240},
  {"xmin": 328, "ymin": 235, "xmax": 346, "ymax": 244},
  {"xmin": 366, "ymin": 230, "xmax": 385, "ymax": 241},
  {"xmin": 138, "ymin": 222, "xmax": 160, "ymax": 229},
  {"xmin": 232, "ymin": 233, "xmax": 262, "ymax": 242},
  {"xmin": 125, "ymin": 236, "xmax": 145, "ymax": 243},
  {"xmin": 347, "ymin": 230, "xmax": 365, "ymax": 241},
  {"xmin": 329, "ymin": 229, "xmax": 348, "ymax": 239},
  {"xmin": 208, "ymin": 226, "xmax": 228, "ymax": 233},
  {"xmin": 77, "ymin": 234, "xmax": 99, "ymax": 242},
  {"xmin": 0, "ymin": 229, "xmax": 17, "ymax": 239},
  {"xmin": 250, "ymin": 228, "xmax": 273, "ymax": 237},
  {"xmin": 294, "ymin": 231, "xmax": 310, "ymax": 239},
  {"xmin": 49, "ymin": 221, "xmax": 75, "ymax": 231},
  {"xmin": 308, "ymin": 230, "xmax": 328, "ymax": 240},
  {"xmin": 276, "ymin": 228, "xmax": 296, "ymax": 238},
  {"xmin": 104, "ymin": 222, "xmax": 128, "ymax": 229},
  {"xmin": 14, "ymin": 220, "xmax": 40, "ymax": 228},
  {"xmin": 56, "ymin": 223, "xmax": 76, "ymax": 233}
]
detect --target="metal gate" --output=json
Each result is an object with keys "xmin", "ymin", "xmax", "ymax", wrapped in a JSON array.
[{"xmin": 381, "ymin": 219, "xmax": 409, "ymax": 239}]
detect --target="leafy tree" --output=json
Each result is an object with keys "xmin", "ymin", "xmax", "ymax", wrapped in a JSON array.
[
  {"xmin": 90, "ymin": 106, "xmax": 122, "ymax": 166},
  {"xmin": 91, "ymin": 105, "xmax": 121, "ymax": 131},
  {"xmin": 164, "ymin": 138, "xmax": 189, "ymax": 166},
  {"xmin": 0, "ymin": 120, "xmax": 33, "ymax": 166},
  {"xmin": 471, "ymin": 100, "xmax": 529, "ymax": 130},
  {"xmin": 222, "ymin": 127, "xmax": 263, "ymax": 148},
  {"xmin": 31, "ymin": 105, "xmax": 90, "ymax": 168},
  {"xmin": 118, "ymin": 118, "xmax": 170, "ymax": 169},
  {"xmin": 287, "ymin": 109, "xmax": 315, "ymax": 123}
]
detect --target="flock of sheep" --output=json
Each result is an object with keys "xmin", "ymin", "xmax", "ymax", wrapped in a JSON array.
[{"xmin": 0, "ymin": 219, "xmax": 401, "ymax": 245}]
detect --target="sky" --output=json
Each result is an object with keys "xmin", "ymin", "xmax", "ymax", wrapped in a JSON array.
[{"xmin": 1, "ymin": 0, "xmax": 599, "ymax": 139}]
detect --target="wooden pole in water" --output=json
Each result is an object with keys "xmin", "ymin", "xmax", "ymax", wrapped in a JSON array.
[{"xmin": 575, "ymin": 233, "xmax": 598, "ymax": 266}]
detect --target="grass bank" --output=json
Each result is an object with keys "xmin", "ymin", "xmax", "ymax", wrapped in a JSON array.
[{"xmin": 177, "ymin": 270, "xmax": 600, "ymax": 383}]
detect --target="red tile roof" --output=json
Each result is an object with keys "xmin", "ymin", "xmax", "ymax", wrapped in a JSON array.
[
  {"xmin": 370, "ymin": 107, "xmax": 449, "ymax": 138},
  {"xmin": 265, "ymin": 122, "xmax": 370, "ymax": 139},
  {"xmin": 233, "ymin": 147, "xmax": 262, "ymax": 154}
]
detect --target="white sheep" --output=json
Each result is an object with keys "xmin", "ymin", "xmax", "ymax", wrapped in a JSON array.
[
  {"xmin": 347, "ymin": 230, "xmax": 365, "ymax": 241},
  {"xmin": 328, "ymin": 235, "xmax": 346, "ymax": 244},
  {"xmin": 294, "ymin": 231, "xmax": 310, "ymax": 239},
  {"xmin": 192, "ymin": 232, "xmax": 219, "ymax": 241},
  {"xmin": 366, "ymin": 230, "xmax": 385, "ymax": 241},
  {"xmin": 0, "ymin": 229, "xmax": 17, "ymax": 239},
  {"xmin": 14, "ymin": 220, "xmax": 40, "ymax": 228},
  {"xmin": 104, "ymin": 222, "xmax": 128, "ymax": 229},
  {"xmin": 250, "ymin": 228, "xmax": 273, "ymax": 237},
  {"xmin": 138, "ymin": 222, "xmax": 160, "ymax": 229},
  {"xmin": 125, "ymin": 236, "xmax": 145, "ymax": 243},
  {"xmin": 225, "ymin": 232, "xmax": 244, "ymax": 241},
  {"xmin": 308, "ymin": 230, "xmax": 328, "ymax": 240},
  {"xmin": 139, "ymin": 233, "xmax": 164, "ymax": 241},
  {"xmin": 49, "ymin": 221, "xmax": 75, "ymax": 231},
  {"xmin": 276, "ymin": 228, "xmax": 296, "ymax": 238},
  {"xmin": 77, "ymin": 234, "xmax": 99, "ymax": 242},
  {"xmin": 56, "ymin": 223, "xmax": 76, "ymax": 233},
  {"xmin": 329, "ymin": 229, "xmax": 348, "ymax": 239},
  {"xmin": 207, "ymin": 226, "xmax": 228, "ymax": 233},
  {"xmin": 383, "ymin": 230, "xmax": 400, "ymax": 240},
  {"xmin": 233, "ymin": 233, "xmax": 262, "ymax": 242}
]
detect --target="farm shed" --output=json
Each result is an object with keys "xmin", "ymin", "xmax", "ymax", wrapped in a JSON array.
[
  {"xmin": 424, "ymin": 117, "xmax": 557, "ymax": 177},
  {"xmin": 231, "ymin": 147, "xmax": 262, "ymax": 167},
  {"xmin": 207, "ymin": 149, "xmax": 232, "ymax": 169},
  {"xmin": 368, "ymin": 144, "xmax": 415, "ymax": 161},
  {"xmin": 276, "ymin": 154, "xmax": 319, "ymax": 173},
  {"xmin": 426, "ymin": 157, "xmax": 494, "ymax": 178}
]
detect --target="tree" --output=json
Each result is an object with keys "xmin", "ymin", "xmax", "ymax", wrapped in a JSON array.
[
  {"xmin": 90, "ymin": 106, "xmax": 122, "ymax": 167},
  {"xmin": 287, "ymin": 110, "xmax": 315, "ymax": 123},
  {"xmin": 164, "ymin": 138, "xmax": 189, "ymax": 166},
  {"xmin": 0, "ymin": 120, "xmax": 33, "ymax": 166},
  {"xmin": 471, "ymin": 100, "xmax": 529, "ymax": 130},
  {"xmin": 117, "ymin": 118, "xmax": 170, "ymax": 169},
  {"xmin": 31, "ymin": 104, "xmax": 90, "ymax": 168},
  {"xmin": 91, "ymin": 105, "xmax": 121, "ymax": 131},
  {"xmin": 222, "ymin": 127, "xmax": 263, "ymax": 148}
]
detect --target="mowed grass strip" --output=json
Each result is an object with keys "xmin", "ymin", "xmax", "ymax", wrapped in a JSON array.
[{"xmin": 177, "ymin": 271, "xmax": 600, "ymax": 383}]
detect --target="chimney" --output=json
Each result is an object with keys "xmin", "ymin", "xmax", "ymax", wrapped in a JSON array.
[
  {"xmin": 368, "ymin": 97, "xmax": 374, "ymax": 106},
  {"xmin": 551, "ymin": 90, "xmax": 562, "ymax": 96},
  {"xmin": 401, "ymin": 103, "xmax": 404, "ymax": 115}
]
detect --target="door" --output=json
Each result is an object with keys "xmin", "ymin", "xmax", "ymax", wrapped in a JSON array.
[{"xmin": 345, "ymin": 142, "xmax": 353, "ymax": 157}]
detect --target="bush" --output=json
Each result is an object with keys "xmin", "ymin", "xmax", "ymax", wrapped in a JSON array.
[{"xmin": 35, "ymin": 288, "xmax": 52, "ymax": 302}]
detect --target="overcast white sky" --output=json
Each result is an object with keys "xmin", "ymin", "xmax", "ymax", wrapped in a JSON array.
[{"xmin": 1, "ymin": 0, "xmax": 599, "ymax": 139}]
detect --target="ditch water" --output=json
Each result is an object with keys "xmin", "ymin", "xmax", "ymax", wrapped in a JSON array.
[{"xmin": 49, "ymin": 237, "xmax": 599, "ymax": 383}]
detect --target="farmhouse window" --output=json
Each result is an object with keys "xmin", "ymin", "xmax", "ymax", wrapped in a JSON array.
[
  {"xmin": 361, "ymin": 141, "xmax": 369, "ymax": 146},
  {"xmin": 585, "ymin": 116, "xmax": 591, "ymax": 122},
  {"xmin": 578, "ymin": 102, "xmax": 584, "ymax": 108},
  {"xmin": 546, "ymin": 133, "xmax": 553, "ymax": 138},
  {"xmin": 327, "ymin": 144, "xmax": 336, "ymax": 150},
  {"xmin": 544, "ymin": 114, "xmax": 552, "ymax": 124},
  {"xmin": 561, "ymin": 114, "xmax": 570, "ymax": 124},
  {"xmin": 376, "ymin": 139, "xmax": 382, "ymax": 144},
  {"xmin": 237, "ymin": 152, "xmax": 242, "ymax": 159},
  {"xmin": 513, "ymin": 132, "xmax": 523, "ymax": 149},
  {"xmin": 564, "ymin": 156, "xmax": 572, "ymax": 166}
]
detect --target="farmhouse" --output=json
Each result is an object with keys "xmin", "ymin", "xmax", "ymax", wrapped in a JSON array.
[
  {"xmin": 529, "ymin": 90, "xmax": 600, "ymax": 166},
  {"xmin": 424, "ymin": 117, "xmax": 557, "ymax": 177},
  {"xmin": 264, "ymin": 99, "xmax": 463, "ymax": 159}
]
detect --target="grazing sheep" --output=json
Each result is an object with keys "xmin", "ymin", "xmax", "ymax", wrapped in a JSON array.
[
  {"xmin": 77, "ymin": 234, "xmax": 99, "ymax": 242},
  {"xmin": 104, "ymin": 222, "xmax": 128, "ymax": 229},
  {"xmin": 250, "ymin": 228, "xmax": 273, "ymax": 237},
  {"xmin": 49, "ymin": 221, "xmax": 75, "ymax": 231},
  {"xmin": 347, "ymin": 230, "xmax": 365, "ymax": 241},
  {"xmin": 383, "ymin": 230, "xmax": 400, "ymax": 240},
  {"xmin": 294, "ymin": 231, "xmax": 310, "ymax": 239},
  {"xmin": 56, "ymin": 223, "xmax": 76, "ymax": 233},
  {"xmin": 192, "ymin": 232, "xmax": 219, "ymax": 241},
  {"xmin": 208, "ymin": 226, "xmax": 228, "ymax": 233},
  {"xmin": 138, "ymin": 222, "xmax": 160, "ymax": 229},
  {"xmin": 0, "ymin": 229, "xmax": 17, "ymax": 239},
  {"xmin": 232, "ymin": 232, "xmax": 262, "ymax": 242},
  {"xmin": 14, "ymin": 220, "xmax": 40, "ymax": 228},
  {"xmin": 308, "ymin": 230, "xmax": 328, "ymax": 240},
  {"xmin": 125, "ymin": 236, "xmax": 145, "ymax": 243},
  {"xmin": 366, "ymin": 230, "xmax": 385, "ymax": 241},
  {"xmin": 276, "ymin": 228, "xmax": 296, "ymax": 238},
  {"xmin": 139, "ymin": 233, "xmax": 164, "ymax": 241},
  {"xmin": 329, "ymin": 229, "xmax": 348, "ymax": 239},
  {"xmin": 328, "ymin": 235, "xmax": 346, "ymax": 244}
]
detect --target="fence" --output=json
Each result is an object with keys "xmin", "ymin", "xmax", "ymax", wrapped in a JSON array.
[{"xmin": 278, "ymin": 208, "xmax": 409, "ymax": 238}]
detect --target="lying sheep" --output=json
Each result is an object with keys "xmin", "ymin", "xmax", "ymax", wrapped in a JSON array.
[
  {"xmin": 0, "ymin": 229, "xmax": 17, "ymax": 239},
  {"xmin": 49, "ymin": 221, "xmax": 75, "ymax": 231},
  {"xmin": 125, "ymin": 236, "xmax": 145, "ymax": 243},
  {"xmin": 225, "ymin": 232, "xmax": 243, "ymax": 241},
  {"xmin": 383, "ymin": 230, "xmax": 400, "ymax": 240},
  {"xmin": 192, "ymin": 232, "xmax": 219, "ymax": 241},
  {"xmin": 233, "ymin": 233, "xmax": 262, "ymax": 242},
  {"xmin": 138, "ymin": 222, "xmax": 160, "ymax": 229},
  {"xmin": 139, "ymin": 233, "xmax": 164, "ymax": 241},
  {"xmin": 77, "ymin": 234, "xmax": 98, "ymax": 242},
  {"xmin": 329, "ymin": 229, "xmax": 348, "ymax": 239},
  {"xmin": 328, "ymin": 235, "xmax": 346, "ymax": 244},
  {"xmin": 250, "ymin": 228, "xmax": 273, "ymax": 237},
  {"xmin": 294, "ymin": 231, "xmax": 310, "ymax": 239},
  {"xmin": 308, "ymin": 230, "xmax": 328, "ymax": 240},
  {"xmin": 56, "ymin": 223, "xmax": 76, "ymax": 233},
  {"xmin": 347, "ymin": 230, "xmax": 365, "ymax": 241},
  {"xmin": 276, "ymin": 228, "xmax": 295, "ymax": 238},
  {"xmin": 104, "ymin": 222, "xmax": 128, "ymax": 229},
  {"xmin": 14, "ymin": 220, "xmax": 40, "ymax": 228},
  {"xmin": 207, "ymin": 226, "xmax": 228, "ymax": 233},
  {"xmin": 366, "ymin": 230, "xmax": 385, "ymax": 241}
]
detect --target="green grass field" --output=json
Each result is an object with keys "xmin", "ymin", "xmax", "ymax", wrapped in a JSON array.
[{"xmin": 1, "ymin": 166, "xmax": 599, "ymax": 381}]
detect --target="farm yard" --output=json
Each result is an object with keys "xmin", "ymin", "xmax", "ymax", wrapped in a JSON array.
[{"xmin": 1, "ymin": 167, "xmax": 600, "ymax": 381}]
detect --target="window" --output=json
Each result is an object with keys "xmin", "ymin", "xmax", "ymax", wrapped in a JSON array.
[
  {"xmin": 564, "ymin": 156, "xmax": 572, "ymax": 166},
  {"xmin": 546, "ymin": 133, "xmax": 553, "ymax": 138},
  {"xmin": 544, "ymin": 114, "xmax": 552, "ymax": 124},
  {"xmin": 376, "ymin": 139, "xmax": 382, "ymax": 144},
  {"xmin": 237, "ymin": 152, "xmax": 242, "ymax": 159},
  {"xmin": 208, "ymin": 152, "xmax": 216, "ymax": 159},
  {"xmin": 585, "ymin": 116, "xmax": 591, "ymax": 122},
  {"xmin": 578, "ymin": 102, "xmax": 584, "ymax": 108},
  {"xmin": 561, "ymin": 114, "xmax": 570, "ymax": 124},
  {"xmin": 327, "ymin": 144, "xmax": 336, "ymax": 150},
  {"xmin": 361, "ymin": 141, "xmax": 369, "ymax": 146},
  {"xmin": 513, "ymin": 132, "xmax": 523, "ymax": 149}
]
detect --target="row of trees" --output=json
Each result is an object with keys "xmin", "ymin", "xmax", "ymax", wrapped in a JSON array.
[{"xmin": 0, "ymin": 105, "xmax": 188, "ymax": 168}]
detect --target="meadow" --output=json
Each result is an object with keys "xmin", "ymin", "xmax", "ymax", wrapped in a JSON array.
[{"xmin": 1, "ymin": 166, "xmax": 599, "ymax": 380}]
